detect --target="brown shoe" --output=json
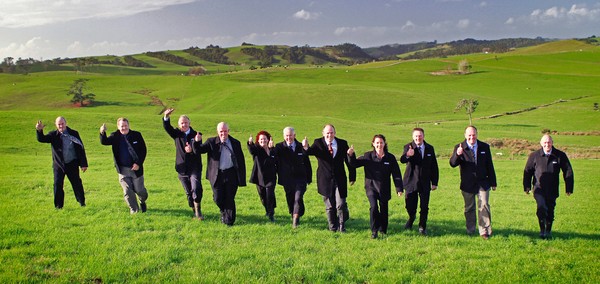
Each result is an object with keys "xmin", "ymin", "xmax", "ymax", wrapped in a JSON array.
[{"xmin": 481, "ymin": 234, "xmax": 489, "ymax": 240}]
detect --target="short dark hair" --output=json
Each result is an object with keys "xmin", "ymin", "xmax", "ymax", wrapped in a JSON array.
[{"xmin": 413, "ymin": 127, "xmax": 424, "ymax": 134}]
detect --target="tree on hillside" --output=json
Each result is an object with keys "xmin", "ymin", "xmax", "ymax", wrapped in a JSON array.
[
  {"xmin": 458, "ymin": 59, "xmax": 471, "ymax": 73},
  {"xmin": 455, "ymin": 98, "xmax": 479, "ymax": 125},
  {"xmin": 67, "ymin": 79, "xmax": 95, "ymax": 106}
]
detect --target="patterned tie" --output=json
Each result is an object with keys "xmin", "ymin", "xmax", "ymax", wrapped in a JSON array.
[{"xmin": 328, "ymin": 143, "xmax": 333, "ymax": 157}]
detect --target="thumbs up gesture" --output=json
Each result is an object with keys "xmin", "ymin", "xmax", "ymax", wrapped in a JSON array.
[
  {"xmin": 268, "ymin": 137, "xmax": 274, "ymax": 148},
  {"xmin": 195, "ymin": 132, "xmax": 202, "ymax": 142},
  {"xmin": 100, "ymin": 123, "xmax": 106, "ymax": 134},
  {"xmin": 347, "ymin": 145, "xmax": 355, "ymax": 155},
  {"xmin": 406, "ymin": 144, "xmax": 414, "ymax": 157},
  {"xmin": 457, "ymin": 143, "xmax": 464, "ymax": 156},
  {"xmin": 248, "ymin": 136, "xmax": 254, "ymax": 144},
  {"xmin": 302, "ymin": 136, "xmax": 309, "ymax": 149},
  {"xmin": 185, "ymin": 142, "xmax": 192, "ymax": 153}
]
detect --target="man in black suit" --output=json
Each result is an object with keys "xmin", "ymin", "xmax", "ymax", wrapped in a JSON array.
[
  {"xmin": 100, "ymin": 118, "xmax": 148, "ymax": 214},
  {"xmin": 450, "ymin": 126, "xmax": 497, "ymax": 239},
  {"xmin": 271, "ymin": 126, "xmax": 312, "ymax": 228},
  {"xmin": 304, "ymin": 124, "xmax": 356, "ymax": 232},
  {"xmin": 163, "ymin": 108, "xmax": 204, "ymax": 220},
  {"xmin": 36, "ymin": 117, "xmax": 88, "ymax": 209},
  {"xmin": 196, "ymin": 122, "xmax": 246, "ymax": 226},
  {"xmin": 523, "ymin": 134, "xmax": 574, "ymax": 239},
  {"xmin": 400, "ymin": 127, "xmax": 439, "ymax": 235}
]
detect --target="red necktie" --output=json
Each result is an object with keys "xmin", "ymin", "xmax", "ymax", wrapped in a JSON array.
[{"xmin": 328, "ymin": 143, "xmax": 333, "ymax": 156}]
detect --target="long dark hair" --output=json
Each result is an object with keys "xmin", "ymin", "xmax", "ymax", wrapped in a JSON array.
[{"xmin": 371, "ymin": 134, "xmax": 388, "ymax": 152}]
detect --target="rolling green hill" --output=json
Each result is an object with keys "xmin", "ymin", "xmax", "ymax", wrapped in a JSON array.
[{"xmin": 0, "ymin": 39, "xmax": 599, "ymax": 283}]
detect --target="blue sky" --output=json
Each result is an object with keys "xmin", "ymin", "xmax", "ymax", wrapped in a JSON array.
[{"xmin": 1, "ymin": 0, "xmax": 599, "ymax": 60}]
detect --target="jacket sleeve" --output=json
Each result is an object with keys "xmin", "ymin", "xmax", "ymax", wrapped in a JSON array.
[
  {"xmin": 560, "ymin": 152, "xmax": 574, "ymax": 193},
  {"xmin": 522, "ymin": 153, "xmax": 535, "ymax": 191},
  {"xmin": 345, "ymin": 153, "xmax": 356, "ymax": 183},
  {"xmin": 485, "ymin": 145, "xmax": 497, "ymax": 187},
  {"xmin": 36, "ymin": 130, "xmax": 52, "ymax": 143},
  {"xmin": 390, "ymin": 155, "xmax": 404, "ymax": 193},
  {"xmin": 162, "ymin": 117, "xmax": 179, "ymax": 139},
  {"xmin": 399, "ymin": 143, "xmax": 412, "ymax": 164},
  {"xmin": 135, "ymin": 132, "xmax": 147, "ymax": 166},
  {"xmin": 430, "ymin": 147, "xmax": 439, "ymax": 186},
  {"xmin": 449, "ymin": 143, "xmax": 463, "ymax": 168}
]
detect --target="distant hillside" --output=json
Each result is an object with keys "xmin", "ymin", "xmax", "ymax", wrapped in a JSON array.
[{"xmin": 1, "ymin": 36, "xmax": 597, "ymax": 75}]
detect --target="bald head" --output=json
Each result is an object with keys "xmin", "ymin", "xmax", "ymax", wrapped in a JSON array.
[
  {"xmin": 541, "ymin": 134, "xmax": 553, "ymax": 153},
  {"xmin": 217, "ymin": 122, "xmax": 230, "ymax": 142}
]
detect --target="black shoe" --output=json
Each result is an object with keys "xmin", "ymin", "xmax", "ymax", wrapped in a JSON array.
[
  {"xmin": 371, "ymin": 231, "xmax": 378, "ymax": 239},
  {"xmin": 292, "ymin": 217, "xmax": 299, "ymax": 228},
  {"xmin": 339, "ymin": 223, "xmax": 346, "ymax": 233},
  {"xmin": 140, "ymin": 202, "xmax": 147, "ymax": 213},
  {"xmin": 268, "ymin": 214, "xmax": 274, "ymax": 222},
  {"xmin": 419, "ymin": 227, "xmax": 427, "ymax": 235},
  {"xmin": 404, "ymin": 221, "xmax": 413, "ymax": 230}
]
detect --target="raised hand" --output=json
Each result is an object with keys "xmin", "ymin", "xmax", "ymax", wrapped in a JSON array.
[
  {"xmin": 302, "ymin": 136, "xmax": 309, "ymax": 149},
  {"xmin": 406, "ymin": 144, "xmax": 414, "ymax": 157},
  {"xmin": 195, "ymin": 132, "xmax": 202, "ymax": 142},
  {"xmin": 268, "ymin": 137, "xmax": 274, "ymax": 148},
  {"xmin": 184, "ymin": 142, "xmax": 193, "ymax": 153},
  {"xmin": 100, "ymin": 123, "xmax": 106, "ymax": 134},
  {"xmin": 347, "ymin": 144, "xmax": 355, "ymax": 155},
  {"xmin": 248, "ymin": 136, "xmax": 254, "ymax": 144},
  {"xmin": 456, "ymin": 143, "xmax": 464, "ymax": 156},
  {"xmin": 164, "ymin": 108, "xmax": 175, "ymax": 118},
  {"xmin": 35, "ymin": 120, "xmax": 44, "ymax": 131}
]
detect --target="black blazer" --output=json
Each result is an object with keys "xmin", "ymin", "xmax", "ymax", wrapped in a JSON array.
[
  {"xmin": 272, "ymin": 140, "xmax": 312, "ymax": 187},
  {"xmin": 400, "ymin": 141, "xmax": 439, "ymax": 193},
  {"xmin": 449, "ymin": 140, "xmax": 496, "ymax": 193},
  {"xmin": 100, "ymin": 130, "xmax": 147, "ymax": 177},
  {"xmin": 162, "ymin": 118, "xmax": 202, "ymax": 175},
  {"xmin": 197, "ymin": 136, "xmax": 247, "ymax": 188},
  {"xmin": 349, "ymin": 151, "xmax": 403, "ymax": 201},
  {"xmin": 523, "ymin": 147, "xmax": 574, "ymax": 198},
  {"xmin": 37, "ymin": 127, "xmax": 88, "ymax": 170},
  {"xmin": 306, "ymin": 137, "xmax": 356, "ymax": 198},
  {"xmin": 247, "ymin": 142, "xmax": 277, "ymax": 188}
]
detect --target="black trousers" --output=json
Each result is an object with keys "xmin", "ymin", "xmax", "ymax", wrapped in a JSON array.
[
  {"xmin": 283, "ymin": 182, "xmax": 306, "ymax": 217},
  {"xmin": 405, "ymin": 189, "xmax": 431, "ymax": 229},
  {"xmin": 256, "ymin": 185, "xmax": 276, "ymax": 216},
  {"xmin": 367, "ymin": 193, "xmax": 389, "ymax": 234},
  {"xmin": 53, "ymin": 161, "xmax": 85, "ymax": 208},
  {"xmin": 213, "ymin": 168, "xmax": 239, "ymax": 225},
  {"xmin": 534, "ymin": 193, "xmax": 557, "ymax": 223},
  {"xmin": 178, "ymin": 170, "xmax": 202, "ymax": 207}
]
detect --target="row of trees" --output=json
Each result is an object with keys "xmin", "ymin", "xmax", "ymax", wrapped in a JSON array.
[
  {"xmin": 145, "ymin": 51, "xmax": 199, "ymax": 66},
  {"xmin": 401, "ymin": 38, "xmax": 548, "ymax": 60},
  {"xmin": 184, "ymin": 45, "xmax": 234, "ymax": 65}
]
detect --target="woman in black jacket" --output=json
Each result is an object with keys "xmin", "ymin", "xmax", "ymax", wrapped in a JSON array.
[
  {"xmin": 247, "ymin": 130, "xmax": 277, "ymax": 221},
  {"xmin": 348, "ymin": 134, "xmax": 403, "ymax": 239}
]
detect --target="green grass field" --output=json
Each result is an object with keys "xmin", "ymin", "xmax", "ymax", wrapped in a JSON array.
[{"xmin": 1, "ymin": 41, "xmax": 599, "ymax": 283}]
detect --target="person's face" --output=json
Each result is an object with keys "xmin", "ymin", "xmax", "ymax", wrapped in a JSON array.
[
  {"xmin": 118, "ymin": 120, "xmax": 130, "ymax": 135},
  {"xmin": 372, "ymin": 137, "xmax": 385, "ymax": 152},
  {"xmin": 258, "ymin": 134, "xmax": 269, "ymax": 147},
  {"xmin": 412, "ymin": 130, "xmax": 424, "ymax": 146},
  {"xmin": 541, "ymin": 135, "xmax": 553, "ymax": 153},
  {"xmin": 55, "ymin": 118, "xmax": 66, "ymax": 133},
  {"xmin": 464, "ymin": 127, "xmax": 477, "ymax": 145},
  {"xmin": 178, "ymin": 117, "xmax": 190, "ymax": 132},
  {"xmin": 217, "ymin": 123, "xmax": 229, "ymax": 142},
  {"xmin": 322, "ymin": 125, "xmax": 336, "ymax": 143},
  {"xmin": 284, "ymin": 129, "xmax": 296, "ymax": 145}
]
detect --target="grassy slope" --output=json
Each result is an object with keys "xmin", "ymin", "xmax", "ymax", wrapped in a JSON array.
[{"xmin": 0, "ymin": 40, "xmax": 599, "ymax": 283}]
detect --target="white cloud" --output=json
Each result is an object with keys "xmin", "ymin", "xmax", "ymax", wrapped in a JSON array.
[
  {"xmin": 334, "ymin": 26, "xmax": 390, "ymax": 36},
  {"xmin": 479, "ymin": 2, "xmax": 487, "ymax": 8},
  {"xmin": 293, "ymin": 9, "xmax": 321, "ymax": 20},
  {"xmin": 457, "ymin": 19, "xmax": 470, "ymax": 29},
  {"xmin": 0, "ymin": 0, "xmax": 197, "ymax": 28},
  {"xmin": 528, "ymin": 4, "xmax": 600, "ymax": 23},
  {"xmin": 401, "ymin": 20, "xmax": 416, "ymax": 31},
  {"xmin": 505, "ymin": 17, "xmax": 514, "ymax": 25},
  {"xmin": 0, "ymin": 37, "xmax": 50, "ymax": 59}
]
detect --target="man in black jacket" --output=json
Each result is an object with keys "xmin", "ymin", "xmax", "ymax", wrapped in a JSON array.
[
  {"xmin": 400, "ymin": 128, "xmax": 439, "ymax": 235},
  {"xmin": 163, "ymin": 108, "xmax": 204, "ymax": 220},
  {"xmin": 36, "ymin": 117, "xmax": 88, "ymax": 209},
  {"xmin": 305, "ymin": 124, "xmax": 356, "ymax": 232},
  {"xmin": 523, "ymin": 134, "xmax": 574, "ymax": 239},
  {"xmin": 271, "ymin": 127, "xmax": 312, "ymax": 228},
  {"xmin": 100, "ymin": 118, "xmax": 148, "ymax": 214},
  {"xmin": 450, "ymin": 126, "xmax": 497, "ymax": 239},
  {"xmin": 196, "ymin": 122, "xmax": 246, "ymax": 226}
]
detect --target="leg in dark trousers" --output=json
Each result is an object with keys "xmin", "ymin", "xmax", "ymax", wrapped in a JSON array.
[
  {"xmin": 418, "ymin": 189, "xmax": 431, "ymax": 229},
  {"xmin": 213, "ymin": 168, "xmax": 239, "ymax": 226},
  {"xmin": 323, "ymin": 194, "xmax": 339, "ymax": 231},
  {"xmin": 53, "ymin": 166, "xmax": 66, "ymax": 208},
  {"xmin": 367, "ymin": 194, "xmax": 381, "ymax": 234},
  {"xmin": 256, "ymin": 185, "xmax": 276, "ymax": 218},
  {"xmin": 404, "ymin": 190, "xmax": 418, "ymax": 229}
]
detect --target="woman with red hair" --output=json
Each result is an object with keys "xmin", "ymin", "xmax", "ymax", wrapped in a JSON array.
[{"xmin": 247, "ymin": 130, "xmax": 277, "ymax": 221}]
